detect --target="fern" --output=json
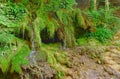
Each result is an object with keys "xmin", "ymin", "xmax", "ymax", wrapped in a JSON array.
[
  {"xmin": 11, "ymin": 44, "xmax": 30, "ymax": 74},
  {"xmin": 88, "ymin": 27, "xmax": 113, "ymax": 42},
  {"xmin": 0, "ymin": 15, "xmax": 17, "ymax": 27},
  {"xmin": 56, "ymin": 10, "xmax": 63, "ymax": 23},
  {"xmin": 0, "ymin": 36, "xmax": 30, "ymax": 74},
  {"xmin": 0, "ymin": 33, "xmax": 16, "ymax": 45},
  {"xmin": 73, "ymin": 9, "xmax": 86, "ymax": 29},
  {"xmin": 0, "ymin": 2, "xmax": 27, "ymax": 28},
  {"xmin": 0, "ymin": 46, "xmax": 14, "ymax": 73}
]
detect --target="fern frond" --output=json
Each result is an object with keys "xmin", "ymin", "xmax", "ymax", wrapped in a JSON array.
[
  {"xmin": 0, "ymin": 33, "xmax": 16, "ymax": 45},
  {"xmin": 11, "ymin": 45, "xmax": 30, "ymax": 74},
  {"xmin": 0, "ymin": 46, "xmax": 14, "ymax": 73},
  {"xmin": 0, "ymin": 15, "xmax": 17, "ymax": 27}
]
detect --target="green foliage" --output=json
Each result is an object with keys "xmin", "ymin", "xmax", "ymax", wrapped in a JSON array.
[
  {"xmin": 76, "ymin": 37, "xmax": 102, "ymax": 46},
  {"xmin": 87, "ymin": 7, "xmax": 120, "ymax": 31},
  {"xmin": 35, "ymin": 0, "xmax": 77, "ymax": 48},
  {"xmin": 104, "ymin": 7, "xmax": 120, "ymax": 31},
  {"xmin": 0, "ymin": 1, "xmax": 120, "ymax": 79},
  {"xmin": 41, "ymin": 44, "xmax": 68, "ymax": 79},
  {"xmin": 31, "ymin": 0, "xmax": 76, "ymax": 48},
  {"xmin": 0, "ymin": 33, "xmax": 16, "ymax": 45},
  {"xmin": 11, "ymin": 45, "xmax": 30, "ymax": 74},
  {"xmin": 57, "ymin": 71, "xmax": 65, "ymax": 79},
  {"xmin": 86, "ymin": 9, "xmax": 105, "ymax": 29},
  {"xmin": 0, "ymin": 37, "xmax": 30, "ymax": 74},
  {"xmin": 42, "ymin": 0, "xmax": 76, "ymax": 12},
  {"xmin": 41, "ymin": 44, "xmax": 58, "ymax": 65},
  {"xmin": 0, "ymin": 2, "xmax": 27, "ymax": 27},
  {"xmin": 76, "ymin": 38, "xmax": 88, "ymax": 46},
  {"xmin": 0, "ymin": 3, "xmax": 30, "ymax": 73},
  {"xmin": 46, "ymin": 18, "xmax": 59, "ymax": 38},
  {"xmin": 75, "ymin": 9, "xmax": 86, "ymax": 28},
  {"xmin": 20, "ymin": 0, "xmax": 29, "ymax": 5},
  {"xmin": 56, "ymin": 9, "xmax": 77, "ymax": 47},
  {"xmin": 85, "ymin": 7, "xmax": 120, "ymax": 43},
  {"xmin": 0, "ymin": 46, "xmax": 13, "ymax": 73},
  {"xmin": 87, "ymin": 27, "xmax": 113, "ymax": 42},
  {"xmin": 64, "ymin": 25, "xmax": 76, "ymax": 47},
  {"xmin": 4, "ymin": 3, "xmax": 27, "ymax": 21}
]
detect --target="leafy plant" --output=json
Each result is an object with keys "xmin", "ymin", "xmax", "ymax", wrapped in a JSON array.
[
  {"xmin": 0, "ymin": 2, "xmax": 27, "ymax": 28},
  {"xmin": 0, "ymin": 46, "xmax": 13, "ymax": 73},
  {"xmin": 11, "ymin": 45, "xmax": 30, "ymax": 74},
  {"xmin": 87, "ymin": 27, "xmax": 113, "ymax": 42}
]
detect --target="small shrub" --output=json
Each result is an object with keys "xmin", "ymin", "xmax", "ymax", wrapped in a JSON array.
[{"xmin": 87, "ymin": 27, "xmax": 113, "ymax": 43}]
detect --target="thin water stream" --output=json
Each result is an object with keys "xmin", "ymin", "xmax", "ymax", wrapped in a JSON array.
[{"xmin": 27, "ymin": 13, "xmax": 44, "ymax": 79}]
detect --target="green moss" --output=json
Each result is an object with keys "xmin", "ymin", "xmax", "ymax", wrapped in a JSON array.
[
  {"xmin": 76, "ymin": 37, "xmax": 88, "ymax": 46},
  {"xmin": 73, "ymin": 9, "xmax": 86, "ymax": 29},
  {"xmin": 41, "ymin": 44, "xmax": 69, "ymax": 79}
]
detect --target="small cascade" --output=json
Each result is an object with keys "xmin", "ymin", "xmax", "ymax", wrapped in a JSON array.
[
  {"xmin": 29, "ymin": 24, "xmax": 38, "ymax": 65},
  {"xmin": 23, "ymin": 13, "xmax": 55, "ymax": 79},
  {"xmin": 31, "ymin": 23, "xmax": 35, "ymax": 51},
  {"xmin": 29, "ymin": 51, "xmax": 37, "ymax": 65},
  {"xmin": 26, "ymin": 21, "xmax": 43, "ymax": 79}
]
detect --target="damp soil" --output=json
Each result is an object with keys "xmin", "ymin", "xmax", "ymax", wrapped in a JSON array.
[{"xmin": 63, "ymin": 46, "xmax": 120, "ymax": 79}]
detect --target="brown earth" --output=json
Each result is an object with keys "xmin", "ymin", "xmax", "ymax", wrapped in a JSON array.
[{"xmin": 61, "ymin": 30, "xmax": 120, "ymax": 79}]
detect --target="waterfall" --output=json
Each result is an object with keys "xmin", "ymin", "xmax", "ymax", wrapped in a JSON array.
[
  {"xmin": 30, "ymin": 23, "xmax": 36, "ymax": 51},
  {"xmin": 29, "ymin": 24, "xmax": 38, "ymax": 66}
]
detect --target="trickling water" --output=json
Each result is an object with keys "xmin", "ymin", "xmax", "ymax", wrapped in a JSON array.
[
  {"xmin": 29, "ymin": 23, "xmax": 37, "ymax": 65},
  {"xmin": 30, "ymin": 24, "xmax": 36, "ymax": 51},
  {"xmin": 27, "ymin": 21, "xmax": 44, "ymax": 79},
  {"xmin": 29, "ymin": 51, "xmax": 37, "ymax": 65}
]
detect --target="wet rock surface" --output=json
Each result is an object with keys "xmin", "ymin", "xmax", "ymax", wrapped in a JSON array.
[
  {"xmin": 21, "ymin": 51, "xmax": 56, "ymax": 79},
  {"xmin": 21, "ymin": 61, "xmax": 56, "ymax": 79}
]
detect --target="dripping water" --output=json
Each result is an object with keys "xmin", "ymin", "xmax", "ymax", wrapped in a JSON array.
[
  {"xmin": 27, "ymin": 22, "xmax": 43, "ymax": 79},
  {"xmin": 28, "ymin": 23, "xmax": 38, "ymax": 66},
  {"xmin": 30, "ymin": 23, "xmax": 35, "ymax": 51}
]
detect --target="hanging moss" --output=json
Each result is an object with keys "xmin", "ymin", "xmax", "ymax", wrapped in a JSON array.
[
  {"xmin": 33, "ymin": 16, "xmax": 42, "ymax": 50},
  {"xmin": 73, "ymin": 9, "xmax": 86, "ymax": 29},
  {"xmin": 64, "ymin": 25, "xmax": 76, "ymax": 47}
]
